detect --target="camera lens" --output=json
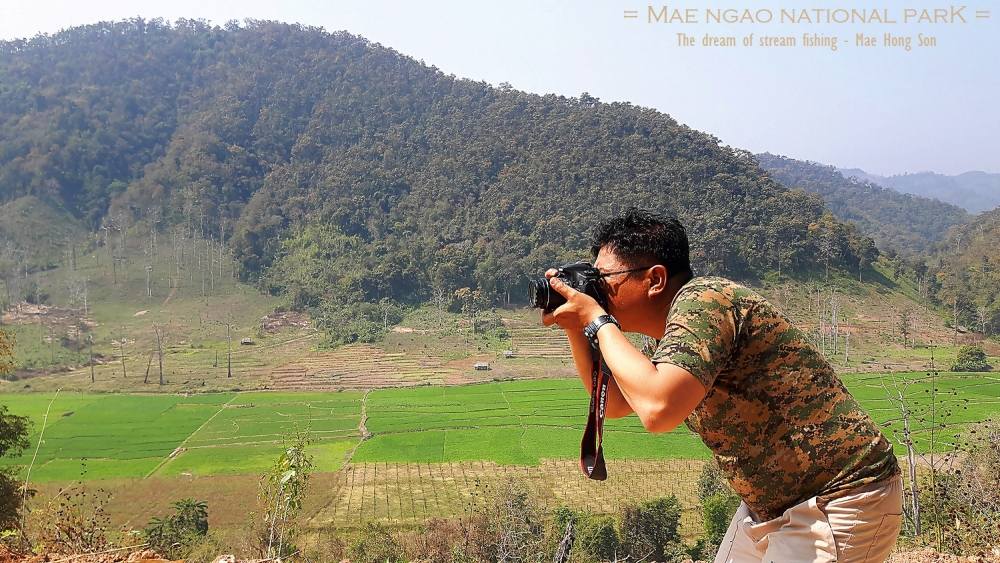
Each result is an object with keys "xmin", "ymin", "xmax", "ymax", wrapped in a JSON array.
[{"xmin": 528, "ymin": 277, "xmax": 566, "ymax": 312}]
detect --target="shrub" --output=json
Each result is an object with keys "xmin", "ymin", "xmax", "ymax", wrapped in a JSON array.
[
  {"xmin": 921, "ymin": 417, "xmax": 1000, "ymax": 555},
  {"xmin": 695, "ymin": 459, "xmax": 740, "ymax": 559},
  {"xmin": 951, "ymin": 345, "xmax": 992, "ymax": 372},
  {"xmin": 576, "ymin": 514, "xmax": 620, "ymax": 562},
  {"xmin": 249, "ymin": 432, "xmax": 314, "ymax": 559},
  {"xmin": 701, "ymin": 492, "xmax": 740, "ymax": 553},
  {"xmin": 348, "ymin": 522, "xmax": 405, "ymax": 563},
  {"xmin": 0, "ymin": 404, "xmax": 30, "ymax": 532},
  {"xmin": 459, "ymin": 479, "xmax": 545, "ymax": 562},
  {"xmin": 619, "ymin": 495, "xmax": 682, "ymax": 562},
  {"xmin": 143, "ymin": 499, "xmax": 209, "ymax": 559},
  {"xmin": 31, "ymin": 486, "xmax": 112, "ymax": 555}
]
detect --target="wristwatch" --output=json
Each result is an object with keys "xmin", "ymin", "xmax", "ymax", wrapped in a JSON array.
[{"xmin": 583, "ymin": 314, "xmax": 620, "ymax": 347}]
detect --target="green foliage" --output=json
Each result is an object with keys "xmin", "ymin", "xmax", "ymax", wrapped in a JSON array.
[
  {"xmin": 702, "ymin": 493, "xmax": 740, "ymax": 545},
  {"xmin": 576, "ymin": 514, "xmax": 620, "ymax": 562},
  {"xmin": 0, "ymin": 19, "xmax": 884, "ymax": 318},
  {"xmin": 143, "ymin": 498, "xmax": 209, "ymax": 559},
  {"xmin": 951, "ymin": 345, "xmax": 992, "ymax": 372},
  {"xmin": 317, "ymin": 296, "xmax": 405, "ymax": 346},
  {"xmin": 251, "ymin": 432, "xmax": 314, "ymax": 560},
  {"xmin": 0, "ymin": 404, "xmax": 30, "ymax": 531},
  {"xmin": 348, "ymin": 522, "xmax": 405, "ymax": 563},
  {"xmin": 917, "ymin": 209, "xmax": 999, "ymax": 335},
  {"xmin": 21, "ymin": 281, "xmax": 48, "ymax": 305},
  {"xmin": 619, "ymin": 495, "xmax": 683, "ymax": 562},
  {"xmin": 0, "ymin": 329, "xmax": 14, "ymax": 377},
  {"xmin": 697, "ymin": 459, "xmax": 741, "ymax": 549}
]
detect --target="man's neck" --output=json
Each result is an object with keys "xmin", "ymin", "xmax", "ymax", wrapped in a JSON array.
[{"xmin": 651, "ymin": 272, "xmax": 694, "ymax": 340}]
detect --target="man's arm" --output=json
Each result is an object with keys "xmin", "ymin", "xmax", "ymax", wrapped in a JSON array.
[
  {"xmin": 544, "ymin": 275, "xmax": 707, "ymax": 432},
  {"xmin": 592, "ymin": 323, "xmax": 706, "ymax": 433}
]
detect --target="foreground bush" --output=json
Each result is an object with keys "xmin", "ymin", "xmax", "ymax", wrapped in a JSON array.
[
  {"xmin": 695, "ymin": 459, "xmax": 741, "ymax": 559},
  {"xmin": 620, "ymin": 496, "xmax": 684, "ymax": 562},
  {"xmin": 143, "ymin": 498, "xmax": 209, "ymax": 559},
  {"xmin": 920, "ymin": 417, "xmax": 1000, "ymax": 556}
]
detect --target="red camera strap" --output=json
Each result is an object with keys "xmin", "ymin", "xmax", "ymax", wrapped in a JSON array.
[{"xmin": 580, "ymin": 352, "xmax": 611, "ymax": 480}]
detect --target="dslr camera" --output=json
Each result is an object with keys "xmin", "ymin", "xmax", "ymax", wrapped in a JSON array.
[{"xmin": 528, "ymin": 261, "xmax": 609, "ymax": 313}]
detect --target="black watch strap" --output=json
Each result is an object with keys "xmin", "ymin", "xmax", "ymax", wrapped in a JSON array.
[{"xmin": 583, "ymin": 314, "xmax": 620, "ymax": 347}]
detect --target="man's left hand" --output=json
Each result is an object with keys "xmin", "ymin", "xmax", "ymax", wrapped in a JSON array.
[{"xmin": 541, "ymin": 270, "xmax": 607, "ymax": 332}]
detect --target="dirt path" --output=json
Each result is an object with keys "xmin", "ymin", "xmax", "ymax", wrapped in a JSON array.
[
  {"xmin": 160, "ymin": 285, "xmax": 178, "ymax": 308},
  {"xmin": 357, "ymin": 389, "xmax": 372, "ymax": 440}
]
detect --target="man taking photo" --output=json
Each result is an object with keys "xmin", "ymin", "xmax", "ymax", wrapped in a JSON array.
[{"xmin": 541, "ymin": 207, "xmax": 902, "ymax": 563}]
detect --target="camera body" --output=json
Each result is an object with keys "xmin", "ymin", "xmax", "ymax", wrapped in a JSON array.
[{"xmin": 528, "ymin": 261, "xmax": 608, "ymax": 313}]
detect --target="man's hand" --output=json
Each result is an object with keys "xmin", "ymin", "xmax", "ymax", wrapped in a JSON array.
[{"xmin": 541, "ymin": 268, "xmax": 606, "ymax": 333}]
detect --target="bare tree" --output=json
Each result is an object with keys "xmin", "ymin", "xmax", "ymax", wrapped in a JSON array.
[
  {"xmin": 143, "ymin": 352, "xmax": 153, "ymax": 384},
  {"xmin": 898, "ymin": 309, "xmax": 914, "ymax": 348},
  {"xmin": 153, "ymin": 324, "xmax": 165, "ymax": 385},
  {"xmin": 212, "ymin": 316, "xmax": 238, "ymax": 378},
  {"xmin": 975, "ymin": 305, "xmax": 991, "ymax": 336},
  {"xmin": 88, "ymin": 333, "xmax": 95, "ymax": 383},
  {"xmin": 881, "ymin": 375, "xmax": 922, "ymax": 535},
  {"xmin": 119, "ymin": 326, "xmax": 128, "ymax": 378}
]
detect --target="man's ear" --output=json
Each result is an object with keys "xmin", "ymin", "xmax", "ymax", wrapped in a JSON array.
[{"xmin": 647, "ymin": 265, "xmax": 668, "ymax": 296}]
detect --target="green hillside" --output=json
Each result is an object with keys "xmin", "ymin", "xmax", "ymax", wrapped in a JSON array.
[{"xmin": 1, "ymin": 19, "xmax": 879, "ymax": 319}]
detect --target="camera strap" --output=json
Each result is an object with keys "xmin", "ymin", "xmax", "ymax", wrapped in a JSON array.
[{"xmin": 580, "ymin": 350, "xmax": 611, "ymax": 480}]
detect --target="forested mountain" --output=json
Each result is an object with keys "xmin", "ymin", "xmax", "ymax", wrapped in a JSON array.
[
  {"xmin": 1, "ymin": 19, "xmax": 881, "ymax": 333},
  {"xmin": 915, "ymin": 208, "xmax": 999, "ymax": 335},
  {"xmin": 838, "ymin": 168, "xmax": 1000, "ymax": 214},
  {"xmin": 758, "ymin": 154, "xmax": 969, "ymax": 257}
]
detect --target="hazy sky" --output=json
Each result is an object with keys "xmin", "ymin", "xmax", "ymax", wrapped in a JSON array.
[{"xmin": 2, "ymin": 0, "xmax": 997, "ymax": 175}]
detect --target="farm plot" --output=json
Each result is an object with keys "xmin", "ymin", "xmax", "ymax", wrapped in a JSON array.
[
  {"xmin": 305, "ymin": 458, "xmax": 706, "ymax": 534},
  {"xmin": 154, "ymin": 391, "xmax": 362, "ymax": 477},
  {"xmin": 0, "ymin": 391, "xmax": 363, "ymax": 481},
  {"xmin": 1, "ymin": 393, "xmax": 235, "ymax": 481},
  {"xmin": 842, "ymin": 371, "xmax": 1000, "ymax": 452},
  {"xmin": 354, "ymin": 379, "xmax": 710, "ymax": 464}
]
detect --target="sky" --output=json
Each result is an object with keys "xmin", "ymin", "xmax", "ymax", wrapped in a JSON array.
[{"xmin": 1, "ymin": 0, "xmax": 997, "ymax": 176}]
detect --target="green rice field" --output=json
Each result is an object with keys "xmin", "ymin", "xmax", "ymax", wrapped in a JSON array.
[{"xmin": 1, "ymin": 371, "xmax": 997, "ymax": 482}]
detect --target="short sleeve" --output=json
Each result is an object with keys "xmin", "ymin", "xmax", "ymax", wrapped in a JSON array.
[{"xmin": 650, "ymin": 286, "xmax": 738, "ymax": 390}]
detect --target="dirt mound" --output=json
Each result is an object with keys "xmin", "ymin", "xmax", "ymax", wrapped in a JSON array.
[
  {"xmin": 260, "ymin": 310, "xmax": 311, "ymax": 332},
  {"xmin": 1, "ymin": 302, "xmax": 92, "ymax": 328}
]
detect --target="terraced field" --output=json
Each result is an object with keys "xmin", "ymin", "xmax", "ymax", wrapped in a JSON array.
[
  {"xmin": 268, "ymin": 344, "xmax": 462, "ymax": 390},
  {"xmin": 5, "ymin": 371, "xmax": 997, "ymax": 543}
]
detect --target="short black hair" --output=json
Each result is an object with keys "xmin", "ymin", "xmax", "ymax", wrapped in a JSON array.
[{"xmin": 590, "ymin": 207, "xmax": 692, "ymax": 279}]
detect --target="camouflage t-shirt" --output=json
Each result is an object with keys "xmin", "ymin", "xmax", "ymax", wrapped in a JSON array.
[{"xmin": 649, "ymin": 276, "xmax": 899, "ymax": 521}]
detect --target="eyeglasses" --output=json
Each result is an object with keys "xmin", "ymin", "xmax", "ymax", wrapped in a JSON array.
[{"xmin": 597, "ymin": 266, "xmax": 654, "ymax": 280}]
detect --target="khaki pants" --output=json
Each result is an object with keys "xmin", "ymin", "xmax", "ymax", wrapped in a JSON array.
[{"xmin": 714, "ymin": 475, "xmax": 904, "ymax": 563}]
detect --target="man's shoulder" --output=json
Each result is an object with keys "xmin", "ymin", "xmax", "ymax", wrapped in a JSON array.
[{"xmin": 675, "ymin": 276, "xmax": 757, "ymax": 304}]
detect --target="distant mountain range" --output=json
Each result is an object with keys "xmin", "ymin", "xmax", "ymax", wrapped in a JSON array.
[
  {"xmin": 837, "ymin": 168, "xmax": 1000, "ymax": 214},
  {"xmin": 757, "ymin": 154, "xmax": 969, "ymax": 257}
]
